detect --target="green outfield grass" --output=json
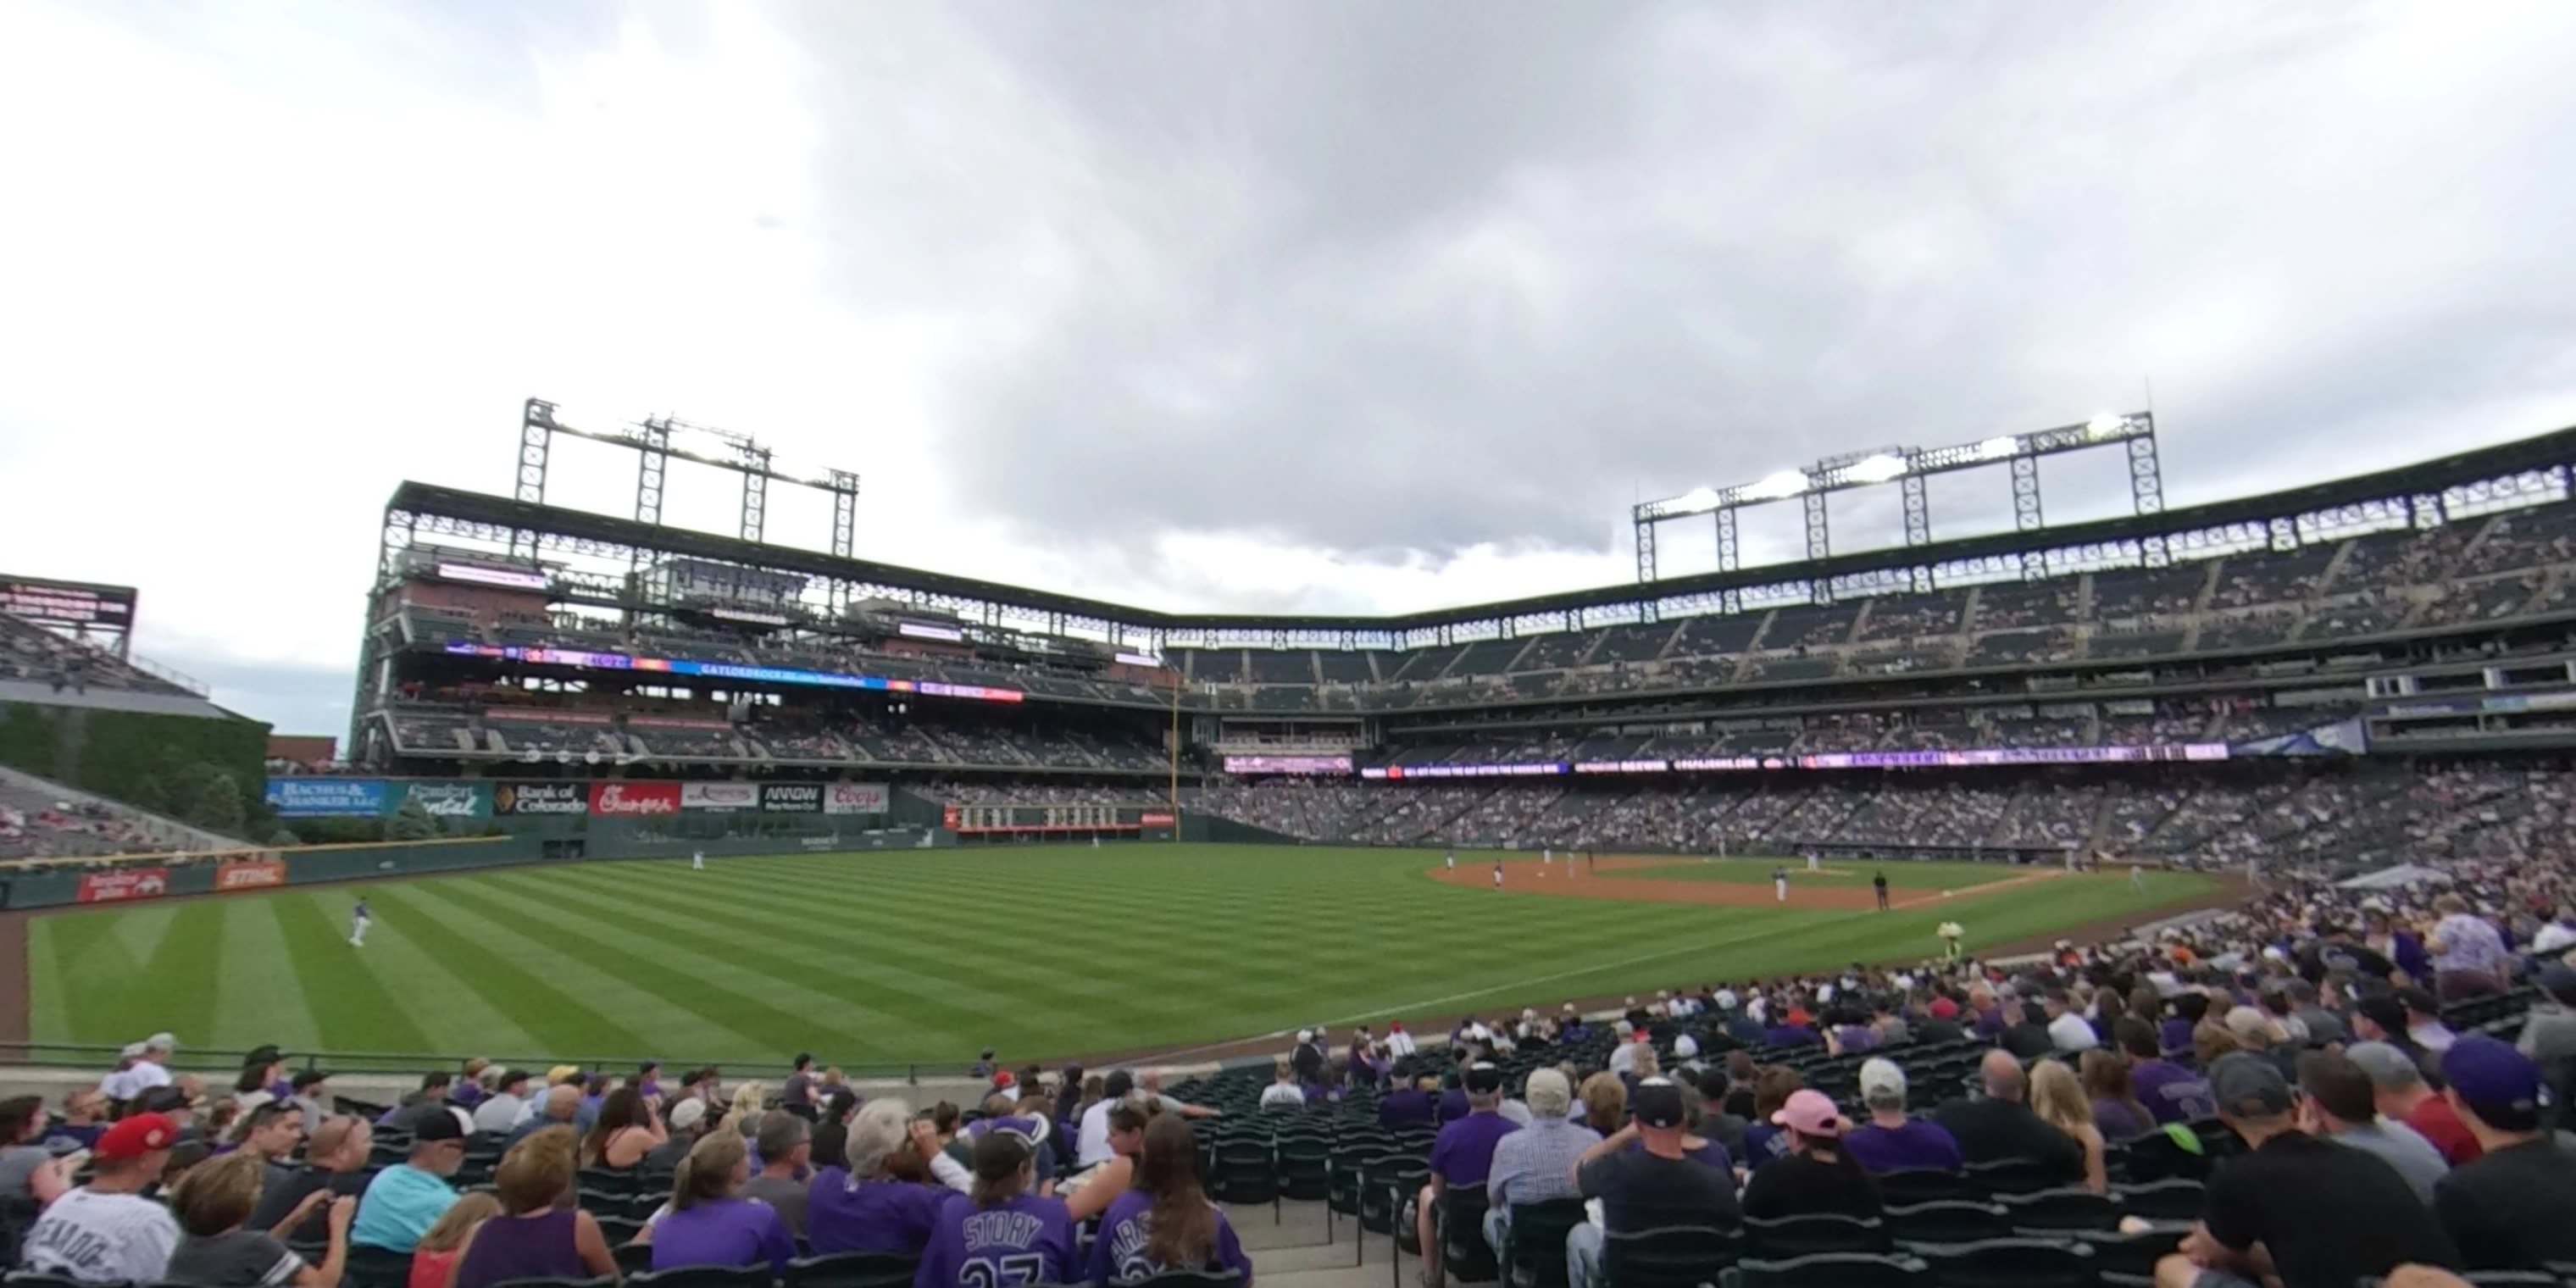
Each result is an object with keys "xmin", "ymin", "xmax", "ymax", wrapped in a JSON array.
[
  {"xmin": 28, "ymin": 844, "xmax": 2213, "ymax": 1067},
  {"xmin": 1602, "ymin": 857, "xmax": 2028, "ymax": 891}
]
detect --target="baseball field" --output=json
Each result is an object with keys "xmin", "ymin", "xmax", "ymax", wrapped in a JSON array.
[{"xmin": 25, "ymin": 844, "xmax": 2218, "ymax": 1069}]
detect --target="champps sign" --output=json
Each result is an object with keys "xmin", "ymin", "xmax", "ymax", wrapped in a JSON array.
[
  {"xmin": 680, "ymin": 782, "xmax": 758, "ymax": 813},
  {"xmin": 588, "ymin": 781, "xmax": 681, "ymax": 816}
]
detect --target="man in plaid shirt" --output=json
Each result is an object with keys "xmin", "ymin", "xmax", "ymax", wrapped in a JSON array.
[{"xmin": 1482, "ymin": 1069, "xmax": 1601, "ymax": 1258}]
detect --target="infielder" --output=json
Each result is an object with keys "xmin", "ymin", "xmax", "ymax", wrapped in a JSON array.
[
  {"xmin": 1773, "ymin": 866, "xmax": 1789, "ymax": 902},
  {"xmin": 1493, "ymin": 860, "xmax": 1504, "ymax": 891}
]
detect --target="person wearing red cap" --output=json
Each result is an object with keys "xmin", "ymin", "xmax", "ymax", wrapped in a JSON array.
[{"xmin": 19, "ymin": 1113, "xmax": 183, "ymax": 1284}]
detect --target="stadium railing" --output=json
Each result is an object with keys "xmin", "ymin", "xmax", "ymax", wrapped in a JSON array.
[{"xmin": 0, "ymin": 1039, "xmax": 963, "ymax": 1085}]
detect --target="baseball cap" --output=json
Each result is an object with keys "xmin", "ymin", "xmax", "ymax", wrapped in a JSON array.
[
  {"xmin": 242, "ymin": 1044, "xmax": 284, "ymax": 1066},
  {"xmin": 1296, "ymin": 1029, "xmax": 1313, "ymax": 1042},
  {"xmin": 1629, "ymin": 1078, "xmax": 1687, "ymax": 1129},
  {"xmin": 1928, "ymin": 997, "xmax": 1959, "ymax": 1020},
  {"xmin": 146, "ymin": 1032, "xmax": 179, "ymax": 1052},
  {"xmin": 2442, "ymin": 1035, "xmax": 2544, "ymax": 1130},
  {"xmin": 2223, "ymin": 1007, "xmax": 2279, "ymax": 1042},
  {"xmin": 1770, "ymin": 1089, "xmax": 1850, "ymax": 1138},
  {"xmin": 97, "ymin": 1113, "xmax": 178, "ymax": 1162},
  {"xmin": 547, "ymin": 1065, "xmax": 581, "ymax": 1086},
  {"xmin": 2353, "ymin": 996, "xmax": 2409, "ymax": 1038},
  {"xmin": 668, "ymin": 1098, "xmax": 709, "ymax": 1132},
  {"xmin": 2395, "ymin": 987, "xmax": 2441, "ymax": 1019},
  {"xmin": 497, "ymin": 1069, "xmax": 531, "ymax": 1091},
  {"xmin": 2345, "ymin": 1041, "xmax": 2426, "ymax": 1090},
  {"xmin": 1461, "ymin": 1063, "xmax": 1503, "ymax": 1095},
  {"xmin": 1857, "ymin": 1058, "xmax": 1907, "ymax": 1102},
  {"xmin": 132, "ymin": 1086, "xmax": 192, "ymax": 1116},
  {"xmin": 993, "ymin": 1071, "xmax": 1015, "ymax": 1089},
  {"xmin": 291, "ymin": 1069, "xmax": 331, "ymax": 1091},
  {"xmin": 410, "ymin": 1109, "xmax": 467, "ymax": 1142},
  {"xmin": 2208, "ymin": 1053, "xmax": 2294, "ymax": 1119},
  {"xmin": 2540, "ymin": 962, "xmax": 2576, "ymax": 1006}
]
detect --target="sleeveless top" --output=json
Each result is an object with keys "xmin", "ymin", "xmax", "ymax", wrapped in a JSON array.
[{"xmin": 455, "ymin": 1208, "xmax": 587, "ymax": 1288}]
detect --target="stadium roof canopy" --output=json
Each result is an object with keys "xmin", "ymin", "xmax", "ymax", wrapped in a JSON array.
[{"xmin": 387, "ymin": 423, "xmax": 2576, "ymax": 637}]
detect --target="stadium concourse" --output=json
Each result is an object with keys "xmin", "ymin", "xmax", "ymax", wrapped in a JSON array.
[{"xmin": 3, "ymin": 844, "xmax": 2574, "ymax": 1288}]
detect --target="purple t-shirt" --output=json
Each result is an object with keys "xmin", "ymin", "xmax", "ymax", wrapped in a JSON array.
[
  {"xmin": 806, "ymin": 1169, "xmax": 948, "ymax": 1257},
  {"xmin": 2158, "ymin": 1017, "xmax": 2196, "ymax": 1055},
  {"xmin": 913, "ymin": 1192, "xmax": 1075, "ymax": 1288},
  {"xmin": 2128, "ymin": 1061, "xmax": 2216, "ymax": 1124},
  {"xmin": 652, "ymin": 1197, "xmax": 797, "ymax": 1275},
  {"xmin": 1089, "ymin": 1190, "xmax": 1254, "ymax": 1288},
  {"xmin": 1843, "ymin": 1119, "xmax": 1965, "ymax": 1174},
  {"xmin": 1436, "ymin": 1091, "xmax": 1469, "ymax": 1124},
  {"xmin": 1429, "ymin": 1113, "xmax": 1520, "ymax": 1187}
]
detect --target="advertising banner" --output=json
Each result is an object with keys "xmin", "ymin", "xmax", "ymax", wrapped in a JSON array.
[
  {"xmin": 589, "ymin": 781, "xmax": 682, "ymax": 817},
  {"xmin": 760, "ymin": 784, "xmax": 824, "ymax": 813},
  {"xmin": 493, "ymin": 782, "xmax": 586, "ymax": 815},
  {"xmin": 264, "ymin": 779, "xmax": 390, "ymax": 818},
  {"xmin": 823, "ymin": 782, "xmax": 891, "ymax": 815},
  {"xmin": 1222, "ymin": 754, "xmax": 1352, "ymax": 775},
  {"xmin": 681, "ymin": 781, "xmax": 759, "ymax": 813},
  {"xmin": 215, "ymin": 858, "xmax": 288, "ymax": 891},
  {"xmin": 1141, "ymin": 811, "xmax": 1176, "ymax": 827},
  {"xmin": 397, "ymin": 781, "xmax": 491, "ymax": 819},
  {"xmin": 77, "ymin": 868, "xmax": 170, "ymax": 903}
]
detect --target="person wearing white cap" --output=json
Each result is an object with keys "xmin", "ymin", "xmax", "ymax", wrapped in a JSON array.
[
  {"xmin": 1290, "ymin": 1030, "xmax": 1325, "ymax": 1085},
  {"xmin": 101, "ymin": 1039, "xmax": 174, "ymax": 1103}
]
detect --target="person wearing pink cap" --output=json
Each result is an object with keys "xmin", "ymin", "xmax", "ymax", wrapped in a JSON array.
[
  {"xmin": 20, "ymin": 1113, "xmax": 183, "ymax": 1284},
  {"xmin": 1740, "ymin": 1090, "xmax": 1880, "ymax": 1220}
]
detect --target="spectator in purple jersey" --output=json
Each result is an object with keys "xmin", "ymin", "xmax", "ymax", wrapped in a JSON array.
[
  {"xmin": 1417, "ymin": 1064, "xmax": 1518, "ymax": 1283},
  {"xmin": 1841, "ymin": 1059, "xmax": 1963, "ymax": 1174},
  {"xmin": 914, "ymin": 1130, "xmax": 1074, "ymax": 1288},
  {"xmin": 808, "ymin": 1100, "xmax": 971, "ymax": 1257},
  {"xmin": 636, "ymin": 1063, "xmax": 664, "ymax": 1104},
  {"xmin": 2082, "ymin": 1051, "xmax": 2154, "ymax": 1141},
  {"xmin": 2161, "ymin": 992, "xmax": 2207, "ymax": 1057},
  {"xmin": 1090, "ymin": 1116, "xmax": 1252, "ymax": 1288},
  {"xmin": 646, "ymin": 1130, "xmax": 796, "ymax": 1275}
]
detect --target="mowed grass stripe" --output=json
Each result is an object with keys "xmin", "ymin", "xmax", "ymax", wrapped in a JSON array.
[
  {"xmin": 356, "ymin": 885, "xmax": 657, "ymax": 1058},
  {"xmin": 272, "ymin": 893, "xmax": 438, "ymax": 1054},
  {"xmin": 387, "ymin": 879, "xmax": 785, "ymax": 1060},
  {"xmin": 464, "ymin": 873, "xmax": 955, "ymax": 1052},
  {"xmin": 30, "ymin": 845, "xmax": 2214, "ymax": 1063},
  {"xmin": 599, "ymin": 866, "xmax": 1271, "ymax": 1042},
  {"xmin": 420, "ymin": 880, "xmax": 855, "ymax": 1062},
  {"xmin": 208, "ymin": 898, "xmax": 327, "ymax": 1058}
]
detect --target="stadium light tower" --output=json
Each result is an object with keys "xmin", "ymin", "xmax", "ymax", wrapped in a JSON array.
[
  {"xmin": 508, "ymin": 398, "xmax": 863, "ymax": 565},
  {"xmin": 1630, "ymin": 411, "xmax": 2163, "ymax": 582}
]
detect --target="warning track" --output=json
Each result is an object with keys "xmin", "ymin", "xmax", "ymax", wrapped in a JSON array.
[{"xmin": 1427, "ymin": 854, "xmax": 2062, "ymax": 912}]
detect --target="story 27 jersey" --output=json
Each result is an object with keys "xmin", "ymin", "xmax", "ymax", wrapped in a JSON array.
[{"xmin": 913, "ymin": 1191, "xmax": 1075, "ymax": 1288}]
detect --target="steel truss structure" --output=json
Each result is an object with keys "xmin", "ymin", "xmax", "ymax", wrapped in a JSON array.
[
  {"xmin": 1630, "ymin": 413, "xmax": 2167, "ymax": 589},
  {"xmin": 369, "ymin": 416, "xmax": 2576, "ymax": 672}
]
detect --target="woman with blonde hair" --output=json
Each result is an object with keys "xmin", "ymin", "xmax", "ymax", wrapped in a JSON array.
[
  {"xmin": 647, "ymin": 1130, "xmax": 796, "ymax": 1274},
  {"xmin": 729, "ymin": 1082, "xmax": 769, "ymax": 1137},
  {"xmin": 166, "ymin": 1152, "xmax": 354, "ymax": 1288},
  {"xmin": 406, "ymin": 1193, "xmax": 499, "ymax": 1288},
  {"xmin": 1576, "ymin": 1072, "xmax": 1627, "ymax": 1135},
  {"xmin": 2029, "ymin": 1061, "xmax": 2108, "ymax": 1195},
  {"xmin": 449, "ymin": 1127, "xmax": 618, "ymax": 1288}
]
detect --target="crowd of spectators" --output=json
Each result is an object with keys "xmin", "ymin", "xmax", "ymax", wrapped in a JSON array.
[
  {"xmin": 0, "ymin": 615, "xmax": 194, "ymax": 698},
  {"xmin": 1194, "ymin": 763, "xmax": 2576, "ymax": 869},
  {"xmin": 0, "ymin": 786, "xmax": 158, "ymax": 861}
]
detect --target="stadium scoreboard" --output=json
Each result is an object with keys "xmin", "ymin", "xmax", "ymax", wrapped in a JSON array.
[{"xmin": 0, "ymin": 575, "xmax": 137, "ymax": 630}]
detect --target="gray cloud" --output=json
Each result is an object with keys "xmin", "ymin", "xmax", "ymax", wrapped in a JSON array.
[{"xmin": 778, "ymin": 1, "xmax": 2576, "ymax": 567}]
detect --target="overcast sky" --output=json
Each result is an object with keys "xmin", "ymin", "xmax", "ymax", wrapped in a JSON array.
[{"xmin": 5, "ymin": 1, "xmax": 2575, "ymax": 740}]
